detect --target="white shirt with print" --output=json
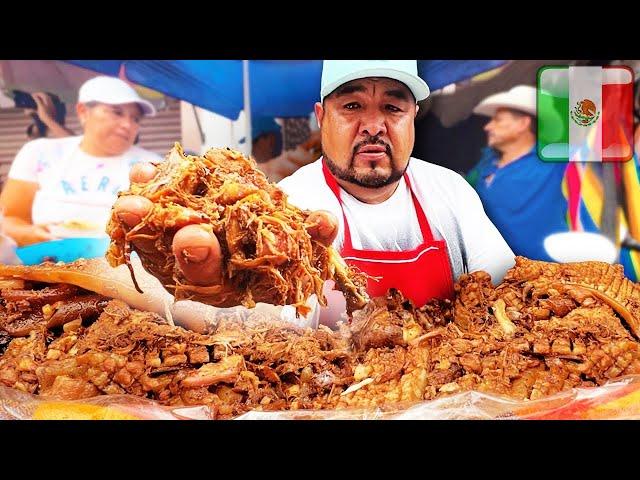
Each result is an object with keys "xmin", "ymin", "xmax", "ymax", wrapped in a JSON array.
[{"xmin": 8, "ymin": 135, "xmax": 162, "ymax": 235}]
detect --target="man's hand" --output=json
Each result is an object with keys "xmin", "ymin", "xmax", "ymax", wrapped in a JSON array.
[
  {"xmin": 32, "ymin": 92, "xmax": 57, "ymax": 125},
  {"xmin": 113, "ymin": 163, "xmax": 339, "ymax": 287}
]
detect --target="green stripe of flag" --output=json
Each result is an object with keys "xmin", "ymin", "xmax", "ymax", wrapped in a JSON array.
[{"xmin": 538, "ymin": 66, "xmax": 569, "ymax": 161}]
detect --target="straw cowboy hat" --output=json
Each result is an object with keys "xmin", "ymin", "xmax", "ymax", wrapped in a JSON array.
[{"xmin": 473, "ymin": 85, "xmax": 537, "ymax": 117}]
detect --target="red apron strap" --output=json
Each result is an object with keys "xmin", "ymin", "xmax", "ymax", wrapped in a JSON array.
[
  {"xmin": 403, "ymin": 173, "xmax": 435, "ymax": 242},
  {"xmin": 322, "ymin": 159, "xmax": 436, "ymax": 247},
  {"xmin": 321, "ymin": 159, "xmax": 454, "ymax": 305}
]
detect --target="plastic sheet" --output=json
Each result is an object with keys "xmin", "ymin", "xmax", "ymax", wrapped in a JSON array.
[
  {"xmin": 3, "ymin": 375, "xmax": 640, "ymax": 420},
  {"xmin": 0, "ymin": 386, "xmax": 196, "ymax": 420},
  {"xmin": 0, "ymin": 256, "xmax": 319, "ymax": 332}
]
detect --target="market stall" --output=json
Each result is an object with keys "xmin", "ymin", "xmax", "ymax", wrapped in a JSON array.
[
  {"xmin": 1, "ymin": 60, "xmax": 639, "ymax": 420},
  {"xmin": 1, "ymin": 145, "xmax": 639, "ymax": 420}
]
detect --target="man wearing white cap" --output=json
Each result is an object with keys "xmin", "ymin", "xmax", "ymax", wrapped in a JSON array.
[
  {"xmin": 469, "ymin": 85, "xmax": 569, "ymax": 261},
  {"xmin": 115, "ymin": 60, "xmax": 515, "ymax": 323},
  {"xmin": 0, "ymin": 76, "xmax": 161, "ymax": 247},
  {"xmin": 279, "ymin": 60, "xmax": 515, "ymax": 311}
]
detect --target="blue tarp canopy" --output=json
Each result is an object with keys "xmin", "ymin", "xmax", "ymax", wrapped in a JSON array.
[{"xmin": 66, "ymin": 60, "xmax": 506, "ymax": 120}]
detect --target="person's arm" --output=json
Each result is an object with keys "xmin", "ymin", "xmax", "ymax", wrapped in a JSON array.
[
  {"xmin": 454, "ymin": 175, "xmax": 515, "ymax": 283},
  {"xmin": 0, "ymin": 179, "xmax": 54, "ymax": 246},
  {"xmin": 1, "ymin": 139, "xmax": 56, "ymax": 246},
  {"xmin": 32, "ymin": 93, "xmax": 75, "ymax": 138},
  {"xmin": 259, "ymin": 154, "xmax": 299, "ymax": 182},
  {"xmin": 259, "ymin": 145, "xmax": 319, "ymax": 182}
]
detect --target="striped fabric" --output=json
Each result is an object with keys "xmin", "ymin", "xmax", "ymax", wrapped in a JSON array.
[{"xmin": 561, "ymin": 128, "xmax": 640, "ymax": 281}]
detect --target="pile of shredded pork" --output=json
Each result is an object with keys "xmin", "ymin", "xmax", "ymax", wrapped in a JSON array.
[
  {"xmin": 105, "ymin": 144, "xmax": 367, "ymax": 315},
  {"xmin": 1, "ymin": 257, "xmax": 640, "ymax": 418}
]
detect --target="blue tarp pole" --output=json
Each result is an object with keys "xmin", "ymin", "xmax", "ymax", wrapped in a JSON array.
[{"xmin": 243, "ymin": 60, "xmax": 252, "ymax": 157}]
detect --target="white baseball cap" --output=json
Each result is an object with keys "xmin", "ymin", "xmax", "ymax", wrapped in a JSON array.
[
  {"xmin": 473, "ymin": 85, "xmax": 537, "ymax": 117},
  {"xmin": 320, "ymin": 60, "xmax": 430, "ymax": 102},
  {"xmin": 78, "ymin": 76, "xmax": 156, "ymax": 116}
]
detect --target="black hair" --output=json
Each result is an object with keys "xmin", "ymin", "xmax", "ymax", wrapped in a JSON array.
[{"xmin": 26, "ymin": 121, "xmax": 42, "ymax": 139}]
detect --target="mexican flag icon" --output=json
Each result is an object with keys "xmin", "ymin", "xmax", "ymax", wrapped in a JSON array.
[{"xmin": 538, "ymin": 66, "xmax": 634, "ymax": 162}]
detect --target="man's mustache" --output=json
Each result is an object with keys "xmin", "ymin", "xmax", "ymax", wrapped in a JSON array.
[{"xmin": 352, "ymin": 136, "xmax": 392, "ymax": 157}]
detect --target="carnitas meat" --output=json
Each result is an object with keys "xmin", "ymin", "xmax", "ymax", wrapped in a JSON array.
[
  {"xmin": 3, "ymin": 256, "xmax": 640, "ymax": 417},
  {"xmin": 0, "ymin": 281, "xmax": 109, "ymax": 339},
  {"xmin": 0, "ymin": 280, "xmax": 111, "ymax": 395},
  {"xmin": 105, "ymin": 143, "xmax": 368, "ymax": 315},
  {"xmin": 0, "ymin": 298, "xmax": 354, "ymax": 417},
  {"xmin": 503, "ymin": 256, "xmax": 640, "ymax": 339},
  {"xmin": 338, "ymin": 257, "xmax": 640, "ymax": 407}
]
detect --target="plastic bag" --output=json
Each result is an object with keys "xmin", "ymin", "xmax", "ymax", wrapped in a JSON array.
[
  {"xmin": 4, "ymin": 375, "xmax": 640, "ymax": 420},
  {"xmin": 0, "ymin": 386, "xmax": 209, "ymax": 420}
]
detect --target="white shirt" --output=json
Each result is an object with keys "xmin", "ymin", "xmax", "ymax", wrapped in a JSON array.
[
  {"xmin": 279, "ymin": 157, "xmax": 515, "ymax": 284},
  {"xmin": 8, "ymin": 135, "xmax": 161, "ymax": 235},
  {"xmin": 337, "ymin": 177, "xmax": 440, "ymax": 250}
]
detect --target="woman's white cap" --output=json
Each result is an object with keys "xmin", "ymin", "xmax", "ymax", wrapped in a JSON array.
[{"xmin": 78, "ymin": 76, "xmax": 156, "ymax": 116}]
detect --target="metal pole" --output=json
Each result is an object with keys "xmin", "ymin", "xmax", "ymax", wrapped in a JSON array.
[
  {"xmin": 191, "ymin": 104, "xmax": 205, "ymax": 148},
  {"xmin": 601, "ymin": 162, "xmax": 619, "ymax": 262},
  {"xmin": 243, "ymin": 60, "xmax": 252, "ymax": 157}
]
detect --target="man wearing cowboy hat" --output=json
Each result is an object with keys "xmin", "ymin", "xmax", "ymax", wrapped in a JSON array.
[
  {"xmin": 468, "ymin": 85, "xmax": 569, "ymax": 261},
  {"xmin": 115, "ymin": 60, "xmax": 515, "ymax": 324}
]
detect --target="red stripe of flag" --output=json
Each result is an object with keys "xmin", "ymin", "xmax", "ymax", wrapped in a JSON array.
[{"xmin": 602, "ymin": 68, "xmax": 633, "ymax": 162}]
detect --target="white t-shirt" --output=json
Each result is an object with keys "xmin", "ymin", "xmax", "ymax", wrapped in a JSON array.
[
  {"xmin": 336, "ymin": 178, "xmax": 442, "ymax": 250},
  {"xmin": 8, "ymin": 136, "xmax": 161, "ymax": 235},
  {"xmin": 279, "ymin": 157, "xmax": 515, "ymax": 284}
]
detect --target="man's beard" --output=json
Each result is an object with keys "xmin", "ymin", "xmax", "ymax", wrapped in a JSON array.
[{"xmin": 323, "ymin": 138, "xmax": 406, "ymax": 188}]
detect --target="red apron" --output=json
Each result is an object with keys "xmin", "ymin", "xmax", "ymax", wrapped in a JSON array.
[{"xmin": 322, "ymin": 161, "xmax": 454, "ymax": 306}]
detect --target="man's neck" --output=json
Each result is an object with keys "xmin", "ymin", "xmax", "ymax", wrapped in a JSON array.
[
  {"xmin": 497, "ymin": 137, "xmax": 535, "ymax": 167},
  {"xmin": 337, "ymin": 178, "xmax": 401, "ymax": 204}
]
